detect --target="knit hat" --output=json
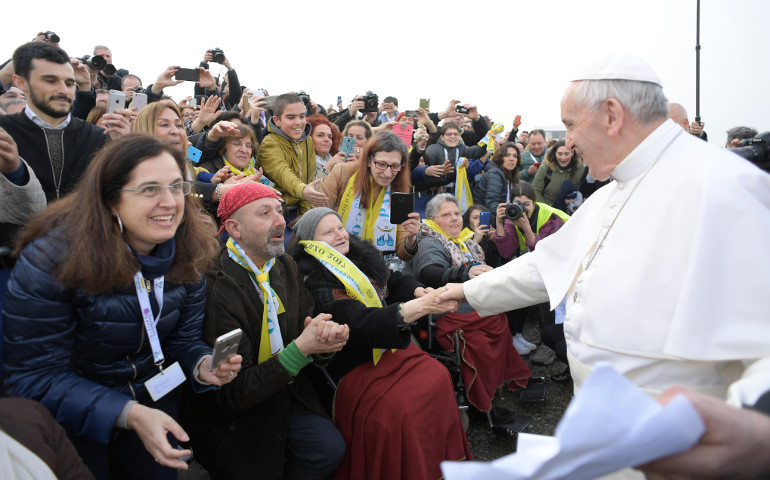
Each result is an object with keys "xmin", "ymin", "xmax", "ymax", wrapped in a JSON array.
[
  {"xmin": 571, "ymin": 53, "xmax": 662, "ymax": 87},
  {"xmin": 293, "ymin": 207, "xmax": 341, "ymax": 242},
  {"xmin": 216, "ymin": 183, "xmax": 282, "ymax": 234}
]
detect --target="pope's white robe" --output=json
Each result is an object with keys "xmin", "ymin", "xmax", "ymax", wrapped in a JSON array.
[{"xmin": 464, "ymin": 119, "xmax": 770, "ymax": 406}]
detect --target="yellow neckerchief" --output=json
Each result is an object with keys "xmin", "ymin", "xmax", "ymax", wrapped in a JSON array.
[
  {"xmin": 300, "ymin": 240, "xmax": 394, "ymax": 365},
  {"xmin": 477, "ymin": 122, "xmax": 505, "ymax": 153},
  {"xmin": 338, "ymin": 171, "xmax": 388, "ymax": 244},
  {"xmin": 226, "ymin": 238, "xmax": 286, "ymax": 364},
  {"xmin": 455, "ymin": 157, "xmax": 473, "ymax": 213},
  {"xmin": 223, "ymin": 155, "xmax": 259, "ymax": 176},
  {"xmin": 422, "ymin": 219, "xmax": 474, "ymax": 253}
]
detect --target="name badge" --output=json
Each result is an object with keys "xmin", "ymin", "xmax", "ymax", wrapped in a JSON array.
[{"xmin": 145, "ymin": 361, "xmax": 185, "ymax": 402}]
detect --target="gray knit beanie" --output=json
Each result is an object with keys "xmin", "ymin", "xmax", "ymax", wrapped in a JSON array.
[{"xmin": 293, "ymin": 207, "xmax": 342, "ymax": 242}]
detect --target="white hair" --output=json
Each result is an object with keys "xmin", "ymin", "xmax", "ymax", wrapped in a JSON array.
[
  {"xmin": 426, "ymin": 193, "xmax": 459, "ymax": 219},
  {"xmin": 571, "ymin": 80, "xmax": 669, "ymax": 125}
]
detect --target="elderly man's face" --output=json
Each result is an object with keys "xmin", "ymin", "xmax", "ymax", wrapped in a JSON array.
[
  {"xmin": 528, "ymin": 133, "xmax": 546, "ymax": 156},
  {"xmin": 561, "ymin": 83, "xmax": 611, "ymax": 181}
]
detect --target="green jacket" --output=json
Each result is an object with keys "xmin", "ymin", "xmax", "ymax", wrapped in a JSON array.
[{"xmin": 257, "ymin": 119, "xmax": 316, "ymax": 213}]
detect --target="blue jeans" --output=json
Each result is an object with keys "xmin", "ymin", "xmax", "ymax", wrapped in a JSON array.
[{"xmin": 284, "ymin": 400, "xmax": 346, "ymax": 480}]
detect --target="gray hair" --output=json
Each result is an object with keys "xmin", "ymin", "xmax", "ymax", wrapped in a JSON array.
[
  {"xmin": 571, "ymin": 79, "xmax": 669, "ymax": 125},
  {"xmin": 93, "ymin": 45, "xmax": 110, "ymax": 54},
  {"xmin": 726, "ymin": 126, "xmax": 757, "ymax": 144},
  {"xmin": 426, "ymin": 193, "xmax": 460, "ymax": 219}
]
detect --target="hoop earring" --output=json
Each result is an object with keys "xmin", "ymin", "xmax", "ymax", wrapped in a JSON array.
[{"xmin": 115, "ymin": 213, "xmax": 124, "ymax": 233}]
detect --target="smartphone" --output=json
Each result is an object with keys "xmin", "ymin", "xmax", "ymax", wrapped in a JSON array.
[
  {"xmin": 242, "ymin": 95, "xmax": 252, "ymax": 116},
  {"xmin": 533, "ymin": 161, "xmax": 542, "ymax": 168},
  {"xmin": 210, "ymin": 328, "xmax": 243, "ymax": 371},
  {"xmin": 340, "ymin": 136, "xmax": 355, "ymax": 159},
  {"xmin": 187, "ymin": 145, "xmax": 202, "ymax": 164},
  {"xmin": 131, "ymin": 92, "xmax": 148, "ymax": 112},
  {"xmin": 261, "ymin": 95, "xmax": 277, "ymax": 110},
  {"xmin": 393, "ymin": 123, "xmax": 413, "ymax": 146},
  {"xmin": 455, "ymin": 104, "xmax": 470, "ymax": 114},
  {"xmin": 515, "ymin": 114, "xmax": 522, "ymax": 125},
  {"xmin": 404, "ymin": 110, "xmax": 418, "ymax": 118},
  {"xmin": 107, "ymin": 90, "xmax": 126, "ymax": 114},
  {"xmin": 419, "ymin": 98, "xmax": 430, "ymax": 110},
  {"xmin": 479, "ymin": 211, "xmax": 491, "ymax": 228},
  {"xmin": 253, "ymin": 89, "xmax": 266, "ymax": 97},
  {"xmin": 337, "ymin": 95, "xmax": 342, "ymax": 105},
  {"xmin": 175, "ymin": 68, "xmax": 200, "ymax": 82},
  {"xmin": 390, "ymin": 192, "xmax": 414, "ymax": 224}
]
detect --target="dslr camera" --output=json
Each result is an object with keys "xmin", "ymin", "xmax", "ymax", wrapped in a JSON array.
[
  {"xmin": 42, "ymin": 31, "xmax": 60, "ymax": 44},
  {"xmin": 297, "ymin": 90, "xmax": 311, "ymax": 110},
  {"xmin": 730, "ymin": 131, "xmax": 770, "ymax": 173},
  {"xmin": 505, "ymin": 200, "xmax": 529, "ymax": 221},
  {"xmin": 209, "ymin": 48, "xmax": 226, "ymax": 64},
  {"xmin": 362, "ymin": 91, "xmax": 379, "ymax": 113},
  {"xmin": 78, "ymin": 55, "xmax": 117, "ymax": 76}
]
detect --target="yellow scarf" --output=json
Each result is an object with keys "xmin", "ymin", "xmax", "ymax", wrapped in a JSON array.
[
  {"xmin": 338, "ymin": 172, "xmax": 390, "ymax": 245},
  {"xmin": 226, "ymin": 238, "xmax": 285, "ymax": 364},
  {"xmin": 223, "ymin": 155, "xmax": 259, "ymax": 176},
  {"xmin": 300, "ymin": 240, "xmax": 394, "ymax": 365},
  {"xmin": 422, "ymin": 219, "xmax": 474, "ymax": 254}
]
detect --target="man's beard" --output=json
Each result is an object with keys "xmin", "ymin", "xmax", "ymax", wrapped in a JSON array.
[
  {"xmin": 29, "ymin": 87, "xmax": 72, "ymax": 119},
  {"xmin": 261, "ymin": 227, "xmax": 285, "ymax": 260}
]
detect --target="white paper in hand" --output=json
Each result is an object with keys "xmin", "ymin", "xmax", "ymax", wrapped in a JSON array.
[{"xmin": 441, "ymin": 364, "xmax": 705, "ymax": 480}]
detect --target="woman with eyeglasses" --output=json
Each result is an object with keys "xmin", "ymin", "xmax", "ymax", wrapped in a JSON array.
[
  {"xmin": 2, "ymin": 135, "xmax": 243, "ymax": 480},
  {"xmin": 315, "ymin": 131, "xmax": 420, "ymax": 261}
]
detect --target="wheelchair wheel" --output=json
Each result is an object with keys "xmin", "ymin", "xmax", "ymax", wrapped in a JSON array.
[{"xmin": 460, "ymin": 409, "xmax": 470, "ymax": 432}]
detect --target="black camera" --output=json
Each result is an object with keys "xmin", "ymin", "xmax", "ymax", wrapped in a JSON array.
[
  {"xmin": 362, "ymin": 91, "xmax": 379, "ymax": 113},
  {"xmin": 78, "ymin": 55, "xmax": 117, "ymax": 76},
  {"xmin": 209, "ymin": 48, "xmax": 226, "ymax": 64},
  {"xmin": 505, "ymin": 201, "xmax": 528, "ymax": 221},
  {"xmin": 131, "ymin": 85, "xmax": 144, "ymax": 94},
  {"xmin": 455, "ymin": 104, "xmax": 470, "ymax": 114},
  {"xmin": 297, "ymin": 90, "xmax": 311, "ymax": 110},
  {"xmin": 42, "ymin": 31, "xmax": 60, "ymax": 44},
  {"xmin": 729, "ymin": 131, "xmax": 770, "ymax": 173}
]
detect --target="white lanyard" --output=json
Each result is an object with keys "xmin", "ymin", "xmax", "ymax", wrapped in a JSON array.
[{"xmin": 133, "ymin": 272, "xmax": 166, "ymax": 369}]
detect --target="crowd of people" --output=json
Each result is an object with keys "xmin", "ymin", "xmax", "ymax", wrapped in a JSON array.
[{"xmin": 1, "ymin": 32, "xmax": 769, "ymax": 480}]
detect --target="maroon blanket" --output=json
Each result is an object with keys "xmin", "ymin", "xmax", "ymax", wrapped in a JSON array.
[
  {"xmin": 333, "ymin": 343, "xmax": 471, "ymax": 480},
  {"xmin": 437, "ymin": 311, "xmax": 531, "ymax": 411}
]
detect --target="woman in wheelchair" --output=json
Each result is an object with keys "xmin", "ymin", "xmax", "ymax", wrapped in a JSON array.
[
  {"xmin": 290, "ymin": 207, "xmax": 471, "ymax": 480},
  {"xmin": 410, "ymin": 194, "xmax": 532, "ymax": 424}
]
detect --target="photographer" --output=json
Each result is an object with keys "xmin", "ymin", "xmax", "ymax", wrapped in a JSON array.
[
  {"xmin": 493, "ymin": 182, "xmax": 569, "ymax": 364},
  {"xmin": 195, "ymin": 49, "xmax": 242, "ymax": 110},
  {"xmin": 427, "ymin": 99, "xmax": 490, "ymax": 146}
]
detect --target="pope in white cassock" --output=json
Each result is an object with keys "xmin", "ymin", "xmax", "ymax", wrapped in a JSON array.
[{"xmin": 437, "ymin": 53, "xmax": 770, "ymax": 408}]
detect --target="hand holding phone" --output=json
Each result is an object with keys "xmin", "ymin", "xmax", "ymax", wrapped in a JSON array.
[
  {"xmin": 210, "ymin": 329, "xmax": 243, "ymax": 371},
  {"xmin": 479, "ymin": 211, "xmax": 491, "ymax": 228},
  {"xmin": 107, "ymin": 90, "xmax": 126, "ymax": 114},
  {"xmin": 390, "ymin": 192, "xmax": 414, "ymax": 224},
  {"xmin": 340, "ymin": 137, "xmax": 355, "ymax": 159},
  {"xmin": 174, "ymin": 68, "xmax": 200, "ymax": 82}
]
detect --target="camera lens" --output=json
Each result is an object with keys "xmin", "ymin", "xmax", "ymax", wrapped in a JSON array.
[{"xmin": 505, "ymin": 202, "xmax": 525, "ymax": 221}]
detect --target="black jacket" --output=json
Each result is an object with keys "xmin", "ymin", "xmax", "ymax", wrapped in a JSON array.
[
  {"xmin": 180, "ymin": 249, "xmax": 323, "ymax": 480},
  {"xmin": 290, "ymin": 236, "xmax": 420, "ymax": 384},
  {"xmin": 0, "ymin": 113, "xmax": 106, "ymax": 202}
]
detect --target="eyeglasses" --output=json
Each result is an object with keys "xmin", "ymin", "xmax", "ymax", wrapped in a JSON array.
[
  {"xmin": 120, "ymin": 181, "xmax": 193, "ymax": 199},
  {"xmin": 371, "ymin": 160, "xmax": 403, "ymax": 172}
]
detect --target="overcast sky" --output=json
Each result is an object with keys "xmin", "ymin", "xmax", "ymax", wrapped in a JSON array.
[{"xmin": 3, "ymin": 0, "xmax": 768, "ymax": 146}]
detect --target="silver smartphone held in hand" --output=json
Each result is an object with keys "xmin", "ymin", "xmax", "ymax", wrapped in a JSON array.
[
  {"xmin": 210, "ymin": 328, "xmax": 243, "ymax": 371},
  {"xmin": 107, "ymin": 90, "xmax": 126, "ymax": 114}
]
